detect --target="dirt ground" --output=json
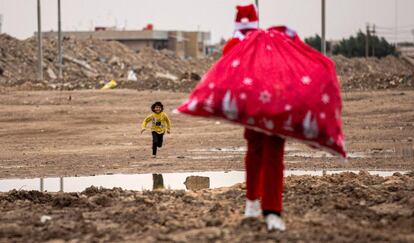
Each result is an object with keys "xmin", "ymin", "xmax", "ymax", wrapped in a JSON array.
[
  {"xmin": 0, "ymin": 172, "xmax": 413, "ymax": 242},
  {"xmin": 0, "ymin": 89, "xmax": 413, "ymax": 242},
  {"xmin": 0, "ymin": 89, "xmax": 413, "ymax": 179}
]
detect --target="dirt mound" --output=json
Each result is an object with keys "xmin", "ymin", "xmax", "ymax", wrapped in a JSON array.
[
  {"xmin": 1, "ymin": 172, "xmax": 413, "ymax": 242},
  {"xmin": 0, "ymin": 34, "xmax": 37, "ymax": 80},
  {"xmin": 334, "ymin": 55, "xmax": 414, "ymax": 91},
  {"xmin": 0, "ymin": 34, "xmax": 214, "ymax": 92},
  {"xmin": 1, "ymin": 33, "xmax": 413, "ymax": 92},
  {"xmin": 0, "ymin": 190, "xmax": 52, "ymax": 203}
]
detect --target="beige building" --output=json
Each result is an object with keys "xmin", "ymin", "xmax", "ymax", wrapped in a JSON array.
[{"xmin": 41, "ymin": 29, "xmax": 211, "ymax": 59}]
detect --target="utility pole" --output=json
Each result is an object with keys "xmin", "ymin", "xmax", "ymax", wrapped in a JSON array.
[
  {"xmin": 321, "ymin": 0, "xmax": 326, "ymax": 55},
  {"xmin": 37, "ymin": 0, "xmax": 43, "ymax": 80},
  {"xmin": 371, "ymin": 24, "xmax": 376, "ymax": 57},
  {"xmin": 365, "ymin": 24, "xmax": 370, "ymax": 58},
  {"xmin": 0, "ymin": 14, "xmax": 3, "ymax": 34},
  {"xmin": 394, "ymin": 0, "xmax": 398, "ymax": 48},
  {"xmin": 255, "ymin": 0, "xmax": 259, "ymax": 27},
  {"xmin": 412, "ymin": 29, "xmax": 414, "ymax": 44},
  {"xmin": 57, "ymin": 0, "xmax": 63, "ymax": 78}
]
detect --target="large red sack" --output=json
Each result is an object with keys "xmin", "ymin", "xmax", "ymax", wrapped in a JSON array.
[{"xmin": 177, "ymin": 26, "xmax": 346, "ymax": 157}]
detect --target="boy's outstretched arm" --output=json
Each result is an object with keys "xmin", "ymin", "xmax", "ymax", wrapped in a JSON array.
[
  {"xmin": 140, "ymin": 114, "xmax": 153, "ymax": 134},
  {"xmin": 164, "ymin": 113, "xmax": 171, "ymax": 134}
]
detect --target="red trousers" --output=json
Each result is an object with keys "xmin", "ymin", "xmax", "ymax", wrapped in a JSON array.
[{"xmin": 244, "ymin": 128, "xmax": 285, "ymax": 212}]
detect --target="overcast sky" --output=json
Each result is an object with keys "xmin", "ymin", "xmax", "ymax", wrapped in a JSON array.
[{"xmin": 0, "ymin": 0, "xmax": 413, "ymax": 43}]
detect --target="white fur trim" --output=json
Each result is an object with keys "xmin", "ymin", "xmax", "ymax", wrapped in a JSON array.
[
  {"xmin": 233, "ymin": 30, "xmax": 245, "ymax": 40},
  {"xmin": 235, "ymin": 21, "xmax": 259, "ymax": 30}
]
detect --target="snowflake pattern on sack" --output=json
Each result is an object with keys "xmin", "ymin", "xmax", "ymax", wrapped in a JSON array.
[{"xmin": 177, "ymin": 26, "xmax": 346, "ymax": 157}]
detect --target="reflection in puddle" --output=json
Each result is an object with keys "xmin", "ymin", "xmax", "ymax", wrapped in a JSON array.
[
  {"xmin": 0, "ymin": 170, "xmax": 409, "ymax": 193},
  {"xmin": 0, "ymin": 171, "xmax": 243, "ymax": 193},
  {"xmin": 152, "ymin": 174, "xmax": 164, "ymax": 190}
]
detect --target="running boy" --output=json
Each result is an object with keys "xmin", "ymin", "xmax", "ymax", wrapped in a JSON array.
[{"xmin": 141, "ymin": 101, "xmax": 171, "ymax": 158}]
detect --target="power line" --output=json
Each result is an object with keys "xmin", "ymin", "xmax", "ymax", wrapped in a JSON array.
[
  {"xmin": 377, "ymin": 25, "xmax": 414, "ymax": 30},
  {"xmin": 376, "ymin": 29, "xmax": 412, "ymax": 33},
  {"xmin": 376, "ymin": 31, "xmax": 413, "ymax": 36}
]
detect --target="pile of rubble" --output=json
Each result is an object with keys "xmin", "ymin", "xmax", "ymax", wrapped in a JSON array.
[
  {"xmin": 0, "ymin": 33, "xmax": 413, "ymax": 92},
  {"xmin": 0, "ymin": 34, "xmax": 214, "ymax": 92},
  {"xmin": 333, "ymin": 55, "xmax": 413, "ymax": 91}
]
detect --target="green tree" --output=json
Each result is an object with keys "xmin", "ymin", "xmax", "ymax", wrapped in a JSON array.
[
  {"xmin": 304, "ymin": 34, "xmax": 331, "ymax": 53},
  {"xmin": 305, "ymin": 31, "xmax": 397, "ymax": 58},
  {"xmin": 332, "ymin": 31, "xmax": 397, "ymax": 58}
]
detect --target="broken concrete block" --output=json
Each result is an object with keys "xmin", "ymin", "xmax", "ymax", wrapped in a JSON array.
[{"xmin": 184, "ymin": 176, "xmax": 210, "ymax": 190}]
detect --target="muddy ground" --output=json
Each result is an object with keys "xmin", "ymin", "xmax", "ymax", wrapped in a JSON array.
[
  {"xmin": 0, "ymin": 89, "xmax": 413, "ymax": 179},
  {"xmin": 0, "ymin": 89, "xmax": 413, "ymax": 242},
  {"xmin": 0, "ymin": 172, "xmax": 413, "ymax": 242}
]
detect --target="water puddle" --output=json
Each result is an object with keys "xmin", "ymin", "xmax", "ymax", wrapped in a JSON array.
[
  {"xmin": 187, "ymin": 146, "xmax": 412, "ymax": 159},
  {"xmin": 0, "ymin": 170, "xmax": 408, "ymax": 193}
]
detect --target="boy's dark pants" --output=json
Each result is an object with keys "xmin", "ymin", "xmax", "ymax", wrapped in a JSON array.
[{"xmin": 152, "ymin": 132, "xmax": 164, "ymax": 155}]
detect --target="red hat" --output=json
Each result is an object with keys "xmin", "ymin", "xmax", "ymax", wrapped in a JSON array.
[{"xmin": 234, "ymin": 4, "xmax": 258, "ymax": 31}]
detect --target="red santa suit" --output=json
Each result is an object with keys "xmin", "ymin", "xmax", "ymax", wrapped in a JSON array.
[
  {"xmin": 176, "ymin": 3, "xmax": 346, "ymax": 215},
  {"xmin": 222, "ymin": 4, "xmax": 285, "ymax": 213}
]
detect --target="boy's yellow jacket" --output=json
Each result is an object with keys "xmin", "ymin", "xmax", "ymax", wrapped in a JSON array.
[{"xmin": 141, "ymin": 112, "xmax": 171, "ymax": 134}]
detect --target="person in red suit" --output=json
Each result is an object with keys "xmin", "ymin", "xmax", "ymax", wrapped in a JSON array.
[
  {"xmin": 222, "ymin": 3, "xmax": 286, "ymax": 231},
  {"xmin": 178, "ymin": 0, "xmax": 346, "ymax": 231}
]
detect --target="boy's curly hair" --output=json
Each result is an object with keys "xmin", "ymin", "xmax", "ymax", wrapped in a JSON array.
[{"xmin": 151, "ymin": 101, "xmax": 164, "ymax": 112}]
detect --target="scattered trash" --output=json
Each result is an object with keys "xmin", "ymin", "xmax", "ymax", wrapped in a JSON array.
[
  {"xmin": 46, "ymin": 68, "xmax": 57, "ymax": 80},
  {"xmin": 40, "ymin": 215, "xmax": 52, "ymax": 223},
  {"xmin": 155, "ymin": 72, "xmax": 178, "ymax": 81},
  {"xmin": 101, "ymin": 80, "xmax": 117, "ymax": 90},
  {"xmin": 127, "ymin": 70, "xmax": 137, "ymax": 81},
  {"xmin": 63, "ymin": 54, "xmax": 97, "ymax": 73}
]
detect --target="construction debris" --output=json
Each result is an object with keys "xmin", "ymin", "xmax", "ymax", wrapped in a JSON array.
[
  {"xmin": 0, "ymin": 33, "xmax": 412, "ymax": 92},
  {"xmin": 127, "ymin": 70, "xmax": 137, "ymax": 81},
  {"xmin": 184, "ymin": 176, "xmax": 210, "ymax": 190},
  {"xmin": 0, "ymin": 33, "xmax": 213, "ymax": 92},
  {"xmin": 333, "ymin": 55, "xmax": 413, "ymax": 91}
]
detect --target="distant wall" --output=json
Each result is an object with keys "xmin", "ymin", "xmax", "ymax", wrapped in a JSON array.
[{"xmin": 40, "ymin": 30, "xmax": 210, "ymax": 59}]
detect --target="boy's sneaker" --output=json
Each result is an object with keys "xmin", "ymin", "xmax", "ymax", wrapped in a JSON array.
[
  {"xmin": 244, "ymin": 199, "xmax": 261, "ymax": 218},
  {"xmin": 152, "ymin": 155, "xmax": 156, "ymax": 159},
  {"xmin": 265, "ymin": 214, "xmax": 286, "ymax": 231}
]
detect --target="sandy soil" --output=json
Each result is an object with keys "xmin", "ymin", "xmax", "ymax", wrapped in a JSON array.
[
  {"xmin": 0, "ymin": 89, "xmax": 413, "ymax": 179},
  {"xmin": 0, "ymin": 89, "xmax": 413, "ymax": 242},
  {"xmin": 0, "ymin": 171, "xmax": 413, "ymax": 242}
]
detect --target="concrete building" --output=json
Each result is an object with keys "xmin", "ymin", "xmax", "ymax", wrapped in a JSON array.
[{"xmin": 41, "ymin": 28, "xmax": 211, "ymax": 59}]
